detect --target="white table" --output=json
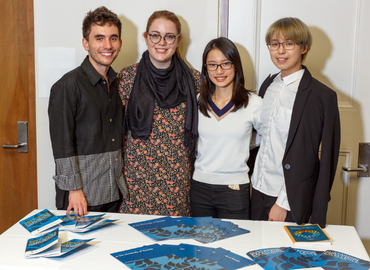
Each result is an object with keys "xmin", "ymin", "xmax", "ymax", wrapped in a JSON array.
[{"xmin": 0, "ymin": 210, "xmax": 368, "ymax": 270}]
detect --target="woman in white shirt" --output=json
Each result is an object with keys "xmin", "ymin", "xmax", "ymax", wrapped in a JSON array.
[{"xmin": 190, "ymin": 37, "xmax": 263, "ymax": 219}]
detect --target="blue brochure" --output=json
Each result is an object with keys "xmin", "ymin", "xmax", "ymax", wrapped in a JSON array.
[
  {"xmin": 44, "ymin": 238, "xmax": 94, "ymax": 258},
  {"xmin": 218, "ymin": 227, "xmax": 250, "ymax": 241},
  {"xmin": 57, "ymin": 214, "xmax": 78, "ymax": 227},
  {"xmin": 130, "ymin": 216, "xmax": 249, "ymax": 244},
  {"xmin": 312, "ymin": 250, "xmax": 370, "ymax": 270},
  {"xmin": 111, "ymin": 244, "xmax": 188, "ymax": 269},
  {"xmin": 25, "ymin": 227, "xmax": 59, "ymax": 256},
  {"xmin": 217, "ymin": 252, "xmax": 255, "ymax": 270},
  {"xmin": 129, "ymin": 217, "xmax": 175, "ymax": 231},
  {"xmin": 69, "ymin": 219, "xmax": 118, "ymax": 233},
  {"xmin": 212, "ymin": 218, "xmax": 222, "ymax": 230},
  {"xmin": 247, "ymin": 247, "xmax": 289, "ymax": 270},
  {"xmin": 179, "ymin": 243, "xmax": 198, "ymax": 258},
  {"xmin": 209, "ymin": 248, "xmax": 231, "ymax": 263},
  {"xmin": 284, "ymin": 247, "xmax": 323, "ymax": 267},
  {"xmin": 19, "ymin": 209, "xmax": 62, "ymax": 235},
  {"xmin": 248, "ymin": 247, "xmax": 324, "ymax": 270},
  {"xmin": 195, "ymin": 245, "xmax": 214, "ymax": 260},
  {"xmin": 75, "ymin": 214, "xmax": 105, "ymax": 229},
  {"xmin": 200, "ymin": 216, "xmax": 214, "ymax": 227}
]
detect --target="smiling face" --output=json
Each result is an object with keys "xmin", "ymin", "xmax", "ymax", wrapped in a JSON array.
[
  {"xmin": 206, "ymin": 48, "xmax": 235, "ymax": 92},
  {"xmin": 82, "ymin": 23, "xmax": 122, "ymax": 76},
  {"xmin": 144, "ymin": 18, "xmax": 181, "ymax": 69},
  {"xmin": 269, "ymin": 31, "xmax": 307, "ymax": 78}
]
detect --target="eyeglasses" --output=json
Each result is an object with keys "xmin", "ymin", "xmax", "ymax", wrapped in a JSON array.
[
  {"xmin": 205, "ymin": 62, "xmax": 233, "ymax": 71},
  {"xmin": 148, "ymin": 33, "xmax": 180, "ymax": 45},
  {"xmin": 267, "ymin": 42, "xmax": 302, "ymax": 51}
]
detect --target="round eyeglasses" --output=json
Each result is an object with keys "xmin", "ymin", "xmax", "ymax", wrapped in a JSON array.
[
  {"xmin": 205, "ymin": 62, "xmax": 233, "ymax": 71},
  {"xmin": 148, "ymin": 33, "xmax": 180, "ymax": 45},
  {"xmin": 267, "ymin": 42, "xmax": 302, "ymax": 51}
]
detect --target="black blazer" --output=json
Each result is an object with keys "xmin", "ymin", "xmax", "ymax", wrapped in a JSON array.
[{"xmin": 258, "ymin": 66, "xmax": 340, "ymax": 228}]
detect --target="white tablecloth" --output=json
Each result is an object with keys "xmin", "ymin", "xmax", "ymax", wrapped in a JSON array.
[{"xmin": 0, "ymin": 210, "xmax": 368, "ymax": 270}]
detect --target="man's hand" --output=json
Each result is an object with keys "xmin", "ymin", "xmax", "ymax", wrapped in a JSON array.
[
  {"xmin": 67, "ymin": 189, "xmax": 87, "ymax": 216},
  {"xmin": 268, "ymin": 203, "xmax": 287, "ymax": 221}
]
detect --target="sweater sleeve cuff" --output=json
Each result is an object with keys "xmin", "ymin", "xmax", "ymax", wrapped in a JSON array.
[{"xmin": 52, "ymin": 156, "xmax": 82, "ymax": 191}]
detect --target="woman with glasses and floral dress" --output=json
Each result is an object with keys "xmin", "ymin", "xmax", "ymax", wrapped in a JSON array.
[
  {"xmin": 190, "ymin": 37, "xmax": 263, "ymax": 219},
  {"xmin": 118, "ymin": 10, "xmax": 200, "ymax": 216}
]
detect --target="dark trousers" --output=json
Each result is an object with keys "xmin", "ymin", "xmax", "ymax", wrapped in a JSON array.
[
  {"xmin": 250, "ymin": 187, "xmax": 294, "ymax": 222},
  {"xmin": 57, "ymin": 188, "xmax": 122, "ymax": 213},
  {"xmin": 190, "ymin": 179, "xmax": 250, "ymax": 220}
]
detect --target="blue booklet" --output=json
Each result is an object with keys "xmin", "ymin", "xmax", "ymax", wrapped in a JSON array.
[
  {"xmin": 312, "ymin": 250, "xmax": 370, "ymax": 270},
  {"xmin": 129, "ymin": 216, "xmax": 183, "ymax": 231},
  {"xmin": 45, "ymin": 238, "xmax": 94, "ymax": 258},
  {"xmin": 19, "ymin": 209, "xmax": 62, "ymax": 235},
  {"xmin": 217, "ymin": 252, "xmax": 255, "ymax": 270},
  {"xmin": 68, "ymin": 219, "xmax": 118, "ymax": 233},
  {"xmin": 247, "ymin": 247, "xmax": 289, "ymax": 270},
  {"xmin": 57, "ymin": 213, "xmax": 78, "ymax": 228},
  {"xmin": 129, "ymin": 216, "xmax": 249, "ymax": 244},
  {"xmin": 247, "ymin": 247, "xmax": 324, "ymax": 270},
  {"xmin": 111, "ymin": 244, "xmax": 187, "ymax": 269},
  {"xmin": 75, "ymin": 214, "xmax": 105, "ymax": 229},
  {"xmin": 25, "ymin": 227, "xmax": 59, "ymax": 257},
  {"xmin": 284, "ymin": 224, "xmax": 331, "ymax": 246}
]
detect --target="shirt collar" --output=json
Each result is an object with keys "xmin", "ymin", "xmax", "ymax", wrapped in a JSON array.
[
  {"xmin": 81, "ymin": 55, "xmax": 117, "ymax": 86},
  {"xmin": 274, "ymin": 69, "xmax": 305, "ymax": 86}
]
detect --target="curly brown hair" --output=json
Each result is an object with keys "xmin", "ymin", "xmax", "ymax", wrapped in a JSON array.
[{"xmin": 82, "ymin": 6, "xmax": 122, "ymax": 40}]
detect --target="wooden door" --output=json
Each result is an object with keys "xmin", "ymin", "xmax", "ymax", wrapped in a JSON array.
[{"xmin": 0, "ymin": 0, "xmax": 37, "ymax": 233}]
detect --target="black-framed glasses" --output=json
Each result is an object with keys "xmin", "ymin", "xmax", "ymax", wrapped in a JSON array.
[
  {"xmin": 148, "ymin": 33, "xmax": 180, "ymax": 45},
  {"xmin": 267, "ymin": 42, "xmax": 302, "ymax": 51},
  {"xmin": 205, "ymin": 62, "xmax": 233, "ymax": 71}
]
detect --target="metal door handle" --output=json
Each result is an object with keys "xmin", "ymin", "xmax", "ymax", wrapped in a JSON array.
[
  {"xmin": 1, "ymin": 121, "xmax": 28, "ymax": 153},
  {"xmin": 342, "ymin": 164, "xmax": 368, "ymax": 173},
  {"xmin": 2, "ymin": 142, "xmax": 27, "ymax": 149},
  {"xmin": 341, "ymin": 143, "xmax": 370, "ymax": 177}
]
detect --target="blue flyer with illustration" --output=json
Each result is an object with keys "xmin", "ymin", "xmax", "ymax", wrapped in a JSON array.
[
  {"xmin": 19, "ymin": 209, "xmax": 62, "ymax": 235},
  {"xmin": 247, "ymin": 247, "xmax": 289, "ymax": 270},
  {"xmin": 111, "ymin": 244, "xmax": 187, "ymax": 270},
  {"xmin": 129, "ymin": 216, "xmax": 249, "ymax": 243},
  {"xmin": 57, "ymin": 213, "xmax": 78, "ymax": 227},
  {"xmin": 25, "ymin": 227, "xmax": 59, "ymax": 256},
  {"xmin": 312, "ymin": 250, "xmax": 370, "ymax": 270},
  {"xmin": 69, "ymin": 219, "xmax": 118, "ymax": 233},
  {"xmin": 112, "ymin": 244, "xmax": 254, "ymax": 270},
  {"xmin": 75, "ymin": 214, "xmax": 105, "ymax": 229},
  {"xmin": 217, "ymin": 252, "xmax": 255, "ymax": 270},
  {"xmin": 45, "ymin": 238, "xmax": 94, "ymax": 257},
  {"xmin": 129, "ymin": 216, "xmax": 184, "ymax": 231}
]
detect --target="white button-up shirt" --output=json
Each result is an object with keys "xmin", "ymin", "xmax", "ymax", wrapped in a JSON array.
[{"xmin": 251, "ymin": 69, "xmax": 304, "ymax": 211}]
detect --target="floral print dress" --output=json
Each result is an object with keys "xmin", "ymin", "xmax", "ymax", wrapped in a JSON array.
[{"xmin": 118, "ymin": 63, "xmax": 201, "ymax": 216}]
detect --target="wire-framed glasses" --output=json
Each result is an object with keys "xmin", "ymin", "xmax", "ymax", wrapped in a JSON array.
[
  {"xmin": 148, "ymin": 33, "xmax": 180, "ymax": 45},
  {"xmin": 267, "ymin": 41, "xmax": 302, "ymax": 51},
  {"xmin": 205, "ymin": 62, "xmax": 233, "ymax": 71}
]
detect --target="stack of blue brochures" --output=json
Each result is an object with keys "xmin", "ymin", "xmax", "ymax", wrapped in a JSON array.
[
  {"xmin": 247, "ymin": 247, "xmax": 370, "ymax": 270},
  {"xmin": 129, "ymin": 216, "xmax": 249, "ymax": 243},
  {"xmin": 57, "ymin": 213, "xmax": 118, "ymax": 233},
  {"xmin": 112, "ymin": 243, "xmax": 255, "ymax": 269}
]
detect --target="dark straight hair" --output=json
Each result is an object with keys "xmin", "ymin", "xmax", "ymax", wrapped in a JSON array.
[{"xmin": 199, "ymin": 37, "xmax": 251, "ymax": 117}]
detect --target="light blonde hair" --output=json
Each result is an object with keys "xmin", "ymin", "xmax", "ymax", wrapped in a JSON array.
[{"xmin": 265, "ymin": 17, "xmax": 312, "ymax": 61}]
